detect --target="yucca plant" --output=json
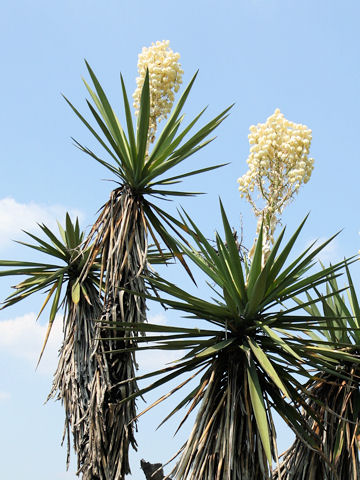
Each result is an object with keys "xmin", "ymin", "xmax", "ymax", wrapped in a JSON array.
[
  {"xmin": 105, "ymin": 203, "xmax": 359, "ymax": 479},
  {"xmin": 274, "ymin": 263, "xmax": 360, "ymax": 480},
  {"xmin": 0, "ymin": 214, "xmax": 102, "ymax": 476},
  {"xmin": 63, "ymin": 55, "xmax": 231, "ymax": 478}
]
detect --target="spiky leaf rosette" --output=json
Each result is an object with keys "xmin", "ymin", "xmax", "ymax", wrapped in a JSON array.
[
  {"xmin": 0, "ymin": 215, "xmax": 102, "ymax": 473},
  {"xmin": 274, "ymin": 265, "xmax": 360, "ymax": 480},
  {"xmin": 67, "ymin": 62, "xmax": 232, "ymax": 280},
  {"xmin": 64, "ymin": 62, "xmax": 231, "ymax": 478},
  {"xmin": 106, "ymin": 203, "xmax": 359, "ymax": 479}
]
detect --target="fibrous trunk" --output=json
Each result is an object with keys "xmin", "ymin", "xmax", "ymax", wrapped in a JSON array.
[
  {"xmin": 172, "ymin": 352, "xmax": 272, "ymax": 480},
  {"xmin": 273, "ymin": 370, "xmax": 360, "ymax": 480},
  {"xmin": 48, "ymin": 284, "xmax": 102, "ymax": 473},
  {"xmin": 81, "ymin": 186, "xmax": 147, "ymax": 479}
]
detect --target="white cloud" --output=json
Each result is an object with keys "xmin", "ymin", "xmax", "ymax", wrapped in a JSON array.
[
  {"xmin": 147, "ymin": 313, "xmax": 167, "ymax": 326},
  {"xmin": 0, "ymin": 197, "xmax": 83, "ymax": 249},
  {"xmin": 137, "ymin": 348, "xmax": 179, "ymax": 372},
  {"xmin": 0, "ymin": 312, "xmax": 64, "ymax": 375},
  {"xmin": 0, "ymin": 311, "xmax": 179, "ymax": 376},
  {"xmin": 0, "ymin": 391, "xmax": 11, "ymax": 401},
  {"xmin": 305, "ymin": 237, "xmax": 341, "ymax": 264},
  {"xmin": 137, "ymin": 314, "xmax": 180, "ymax": 372}
]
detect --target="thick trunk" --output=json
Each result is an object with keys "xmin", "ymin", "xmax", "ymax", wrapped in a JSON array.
[
  {"xmin": 273, "ymin": 370, "xmax": 360, "ymax": 480},
  {"xmin": 171, "ymin": 353, "xmax": 272, "ymax": 480},
  {"xmin": 81, "ymin": 188, "xmax": 147, "ymax": 479},
  {"xmin": 48, "ymin": 286, "xmax": 102, "ymax": 473}
]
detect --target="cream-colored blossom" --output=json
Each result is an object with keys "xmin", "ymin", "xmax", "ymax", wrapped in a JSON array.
[
  {"xmin": 238, "ymin": 109, "xmax": 314, "ymax": 264},
  {"xmin": 133, "ymin": 40, "xmax": 183, "ymax": 142}
]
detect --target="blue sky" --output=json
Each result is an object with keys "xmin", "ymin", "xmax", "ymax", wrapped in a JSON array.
[{"xmin": 1, "ymin": 1, "xmax": 360, "ymax": 478}]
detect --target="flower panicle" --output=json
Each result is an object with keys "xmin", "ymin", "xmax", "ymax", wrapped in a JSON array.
[
  {"xmin": 133, "ymin": 40, "xmax": 184, "ymax": 142},
  {"xmin": 238, "ymin": 108, "xmax": 314, "ymax": 199},
  {"xmin": 238, "ymin": 109, "xmax": 314, "ymax": 263}
]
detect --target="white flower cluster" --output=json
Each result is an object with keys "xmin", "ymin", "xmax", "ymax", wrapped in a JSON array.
[
  {"xmin": 238, "ymin": 109, "xmax": 314, "ymax": 197},
  {"xmin": 133, "ymin": 40, "xmax": 183, "ymax": 142},
  {"xmin": 238, "ymin": 109, "xmax": 314, "ymax": 264}
]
